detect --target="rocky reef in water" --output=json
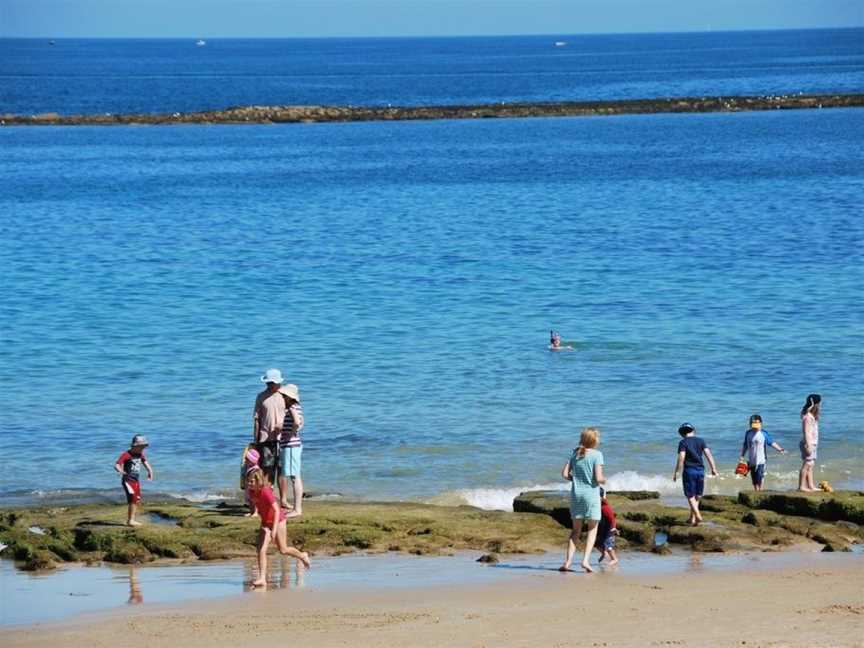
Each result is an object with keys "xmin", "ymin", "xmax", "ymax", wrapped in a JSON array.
[
  {"xmin": 2, "ymin": 490, "xmax": 861, "ymax": 571},
  {"xmin": 2, "ymin": 94, "xmax": 863, "ymax": 126},
  {"xmin": 514, "ymin": 490, "xmax": 864, "ymax": 554},
  {"xmin": 0, "ymin": 499, "xmax": 566, "ymax": 571}
]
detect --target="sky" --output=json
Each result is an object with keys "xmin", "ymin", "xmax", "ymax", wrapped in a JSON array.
[{"xmin": 1, "ymin": 0, "xmax": 863, "ymax": 38}]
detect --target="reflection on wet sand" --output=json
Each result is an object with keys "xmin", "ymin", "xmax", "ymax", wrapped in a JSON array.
[
  {"xmin": 242, "ymin": 557, "xmax": 306, "ymax": 592},
  {"xmin": 127, "ymin": 567, "xmax": 143, "ymax": 604}
]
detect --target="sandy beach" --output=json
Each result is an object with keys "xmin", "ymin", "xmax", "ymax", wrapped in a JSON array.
[{"xmin": 3, "ymin": 554, "xmax": 862, "ymax": 648}]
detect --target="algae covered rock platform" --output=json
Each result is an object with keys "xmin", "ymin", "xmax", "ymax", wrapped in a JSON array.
[
  {"xmin": 0, "ymin": 499, "xmax": 565, "ymax": 571},
  {"xmin": 514, "ymin": 489, "xmax": 864, "ymax": 554},
  {"xmin": 2, "ymin": 490, "xmax": 861, "ymax": 572}
]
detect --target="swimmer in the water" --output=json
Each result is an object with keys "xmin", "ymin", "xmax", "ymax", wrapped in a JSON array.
[{"xmin": 549, "ymin": 330, "xmax": 574, "ymax": 351}]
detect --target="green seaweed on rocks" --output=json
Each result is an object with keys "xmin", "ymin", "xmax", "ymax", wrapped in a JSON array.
[
  {"xmin": 0, "ymin": 499, "xmax": 565, "ymax": 571},
  {"xmin": 512, "ymin": 489, "xmax": 864, "ymax": 554}
]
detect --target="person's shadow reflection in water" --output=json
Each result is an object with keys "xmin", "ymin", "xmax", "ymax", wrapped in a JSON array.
[
  {"xmin": 127, "ymin": 566, "xmax": 143, "ymax": 604},
  {"xmin": 242, "ymin": 556, "xmax": 307, "ymax": 592},
  {"xmin": 279, "ymin": 555, "xmax": 306, "ymax": 589}
]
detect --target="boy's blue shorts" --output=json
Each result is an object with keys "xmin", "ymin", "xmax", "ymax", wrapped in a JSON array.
[
  {"xmin": 279, "ymin": 446, "xmax": 302, "ymax": 477},
  {"xmin": 750, "ymin": 464, "xmax": 766, "ymax": 486},
  {"xmin": 682, "ymin": 467, "xmax": 705, "ymax": 499}
]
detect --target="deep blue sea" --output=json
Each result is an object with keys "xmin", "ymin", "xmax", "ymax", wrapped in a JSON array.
[
  {"xmin": 1, "ymin": 29, "xmax": 863, "ymax": 115},
  {"xmin": 1, "ymin": 31, "xmax": 863, "ymax": 509}
]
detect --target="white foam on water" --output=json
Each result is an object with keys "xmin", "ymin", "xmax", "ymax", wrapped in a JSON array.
[
  {"xmin": 604, "ymin": 470, "xmax": 679, "ymax": 495},
  {"xmin": 430, "ymin": 483, "xmax": 566, "ymax": 511}
]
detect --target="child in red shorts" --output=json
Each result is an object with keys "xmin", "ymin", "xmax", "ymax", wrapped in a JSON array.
[
  {"xmin": 114, "ymin": 435, "xmax": 154, "ymax": 527},
  {"xmin": 246, "ymin": 464, "xmax": 311, "ymax": 588}
]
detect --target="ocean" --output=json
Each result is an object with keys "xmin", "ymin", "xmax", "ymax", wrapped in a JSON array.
[{"xmin": 1, "ymin": 30, "xmax": 862, "ymax": 509}]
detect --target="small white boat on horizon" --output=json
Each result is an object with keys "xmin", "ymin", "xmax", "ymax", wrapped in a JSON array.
[
  {"xmin": 554, "ymin": 41, "xmax": 567, "ymax": 47},
  {"xmin": 196, "ymin": 40, "xmax": 206, "ymax": 46}
]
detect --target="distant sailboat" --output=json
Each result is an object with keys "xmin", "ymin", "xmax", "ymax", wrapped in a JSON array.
[
  {"xmin": 554, "ymin": 41, "xmax": 567, "ymax": 47},
  {"xmin": 196, "ymin": 39, "xmax": 206, "ymax": 46}
]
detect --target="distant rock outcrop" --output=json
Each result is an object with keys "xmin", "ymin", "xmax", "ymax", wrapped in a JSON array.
[{"xmin": 2, "ymin": 94, "xmax": 862, "ymax": 127}]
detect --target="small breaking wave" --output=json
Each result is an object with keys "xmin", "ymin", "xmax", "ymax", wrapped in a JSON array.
[{"xmin": 428, "ymin": 483, "xmax": 565, "ymax": 511}]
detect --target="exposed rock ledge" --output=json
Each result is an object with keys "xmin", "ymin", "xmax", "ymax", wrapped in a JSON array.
[
  {"xmin": 2, "ymin": 93, "xmax": 863, "ymax": 127},
  {"xmin": 514, "ymin": 489, "xmax": 864, "ymax": 554}
]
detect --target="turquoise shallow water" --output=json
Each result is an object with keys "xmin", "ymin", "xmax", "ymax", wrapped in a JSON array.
[{"xmin": 1, "ymin": 108, "xmax": 863, "ymax": 506}]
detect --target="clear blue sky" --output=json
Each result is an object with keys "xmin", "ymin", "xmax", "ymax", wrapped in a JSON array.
[{"xmin": 2, "ymin": 0, "xmax": 862, "ymax": 38}]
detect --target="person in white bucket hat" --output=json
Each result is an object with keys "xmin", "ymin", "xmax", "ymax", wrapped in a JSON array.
[{"xmin": 253, "ymin": 368, "xmax": 286, "ymax": 482}]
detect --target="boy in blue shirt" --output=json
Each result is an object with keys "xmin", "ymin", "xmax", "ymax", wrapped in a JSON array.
[
  {"xmin": 672, "ymin": 423, "xmax": 718, "ymax": 526},
  {"xmin": 740, "ymin": 414, "xmax": 786, "ymax": 491}
]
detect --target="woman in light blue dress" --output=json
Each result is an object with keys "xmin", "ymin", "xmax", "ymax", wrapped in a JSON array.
[{"xmin": 560, "ymin": 427, "xmax": 606, "ymax": 573}]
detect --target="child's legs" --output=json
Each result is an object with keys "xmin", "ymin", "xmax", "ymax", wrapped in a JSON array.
[
  {"xmin": 581, "ymin": 520, "xmax": 599, "ymax": 568},
  {"xmin": 751, "ymin": 464, "xmax": 765, "ymax": 492},
  {"xmin": 606, "ymin": 548, "xmax": 618, "ymax": 564},
  {"xmin": 127, "ymin": 502, "xmax": 136, "ymax": 522},
  {"xmin": 255, "ymin": 527, "xmax": 271, "ymax": 584},
  {"xmin": 686, "ymin": 497, "xmax": 702, "ymax": 521},
  {"xmin": 275, "ymin": 522, "xmax": 310, "ymax": 567},
  {"xmin": 805, "ymin": 462, "xmax": 816, "ymax": 490},
  {"xmin": 285, "ymin": 448, "xmax": 303, "ymax": 513},
  {"xmin": 278, "ymin": 475, "xmax": 290, "ymax": 506},
  {"xmin": 292, "ymin": 475, "xmax": 304, "ymax": 513}
]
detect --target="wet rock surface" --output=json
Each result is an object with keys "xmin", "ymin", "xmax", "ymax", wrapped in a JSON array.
[
  {"xmin": 0, "ymin": 499, "xmax": 564, "ymax": 571},
  {"xmin": 513, "ymin": 490, "xmax": 864, "ymax": 554},
  {"xmin": 1, "ymin": 94, "xmax": 862, "ymax": 127}
]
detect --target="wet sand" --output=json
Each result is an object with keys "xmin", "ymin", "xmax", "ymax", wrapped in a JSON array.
[{"xmin": 2, "ymin": 552, "xmax": 862, "ymax": 647}]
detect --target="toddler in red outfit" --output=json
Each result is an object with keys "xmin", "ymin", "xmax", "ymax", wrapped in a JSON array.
[{"xmin": 595, "ymin": 488, "xmax": 619, "ymax": 565}]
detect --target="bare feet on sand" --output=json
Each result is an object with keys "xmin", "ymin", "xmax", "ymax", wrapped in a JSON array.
[
  {"xmin": 251, "ymin": 578, "xmax": 267, "ymax": 588},
  {"xmin": 558, "ymin": 564, "xmax": 572, "ymax": 572},
  {"xmin": 127, "ymin": 520, "xmax": 142, "ymax": 527},
  {"xmin": 298, "ymin": 552, "xmax": 311, "ymax": 568},
  {"xmin": 285, "ymin": 510, "xmax": 302, "ymax": 519},
  {"xmin": 580, "ymin": 561, "xmax": 594, "ymax": 573}
]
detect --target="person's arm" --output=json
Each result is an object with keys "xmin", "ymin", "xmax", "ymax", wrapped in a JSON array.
[
  {"xmin": 143, "ymin": 459, "xmax": 154, "ymax": 481},
  {"xmin": 741, "ymin": 434, "xmax": 748, "ymax": 460},
  {"xmin": 704, "ymin": 448, "xmax": 719, "ymax": 476},
  {"xmin": 293, "ymin": 407, "xmax": 304, "ymax": 432},
  {"xmin": 594, "ymin": 462, "xmax": 606, "ymax": 485},
  {"xmin": 673, "ymin": 450, "xmax": 685, "ymax": 482},
  {"xmin": 561, "ymin": 460, "xmax": 572, "ymax": 481},
  {"xmin": 115, "ymin": 453, "xmax": 128, "ymax": 477},
  {"xmin": 766, "ymin": 432, "xmax": 785, "ymax": 454},
  {"xmin": 253, "ymin": 410, "xmax": 260, "ymax": 442}
]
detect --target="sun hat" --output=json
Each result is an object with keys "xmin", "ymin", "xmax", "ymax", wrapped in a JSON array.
[
  {"xmin": 130, "ymin": 434, "xmax": 149, "ymax": 448},
  {"xmin": 245, "ymin": 448, "xmax": 261, "ymax": 473},
  {"xmin": 279, "ymin": 383, "xmax": 300, "ymax": 402},
  {"xmin": 261, "ymin": 368, "xmax": 284, "ymax": 384}
]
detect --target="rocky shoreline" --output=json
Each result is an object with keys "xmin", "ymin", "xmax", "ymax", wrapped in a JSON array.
[
  {"xmin": 1, "ymin": 490, "xmax": 861, "ymax": 571},
  {"xmin": 2, "ymin": 93, "xmax": 863, "ymax": 127},
  {"xmin": 514, "ymin": 489, "xmax": 864, "ymax": 554}
]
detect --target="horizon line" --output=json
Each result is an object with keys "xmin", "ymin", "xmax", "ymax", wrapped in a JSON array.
[{"xmin": 3, "ymin": 25, "xmax": 863, "ymax": 40}]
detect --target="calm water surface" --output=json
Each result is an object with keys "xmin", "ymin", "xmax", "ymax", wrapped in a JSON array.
[
  {"xmin": 1, "ymin": 107, "xmax": 862, "ymax": 506},
  {"xmin": 1, "ymin": 29, "xmax": 863, "ymax": 114}
]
